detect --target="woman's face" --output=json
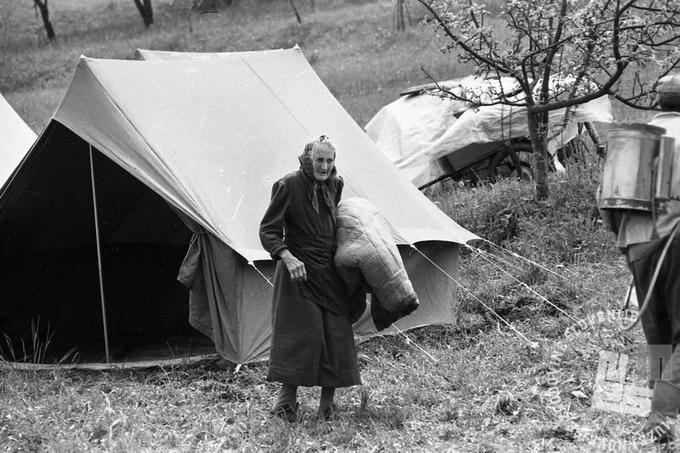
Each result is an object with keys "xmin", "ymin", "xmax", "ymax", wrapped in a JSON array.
[{"xmin": 312, "ymin": 146, "xmax": 335, "ymax": 182}]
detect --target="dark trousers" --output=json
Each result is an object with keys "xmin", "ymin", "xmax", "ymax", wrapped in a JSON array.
[{"xmin": 628, "ymin": 235, "xmax": 680, "ymax": 385}]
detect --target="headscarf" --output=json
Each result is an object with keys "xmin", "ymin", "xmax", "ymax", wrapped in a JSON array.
[{"xmin": 298, "ymin": 136, "xmax": 339, "ymax": 215}]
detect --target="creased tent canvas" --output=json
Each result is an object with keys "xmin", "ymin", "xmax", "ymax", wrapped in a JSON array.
[
  {"xmin": 0, "ymin": 93, "xmax": 36, "ymax": 189},
  {"xmin": 0, "ymin": 47, "xmax": 478, "ymax": 366}
]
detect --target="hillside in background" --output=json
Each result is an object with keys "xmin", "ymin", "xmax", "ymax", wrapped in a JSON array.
[
  {"xmin": 1, "ymin": 0, "xmax": 652, "ymax": 133},
  {"xmin": 1, "ymin": 0, "xmax": 477, "ymax": 133}
]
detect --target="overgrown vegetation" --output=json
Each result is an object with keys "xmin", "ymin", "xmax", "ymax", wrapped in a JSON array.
[
  {"xmin": 417, "ymin": 0, "xmax": 680, "ymax": 200},
  {"xmin": 0, "ymin": 0, "xmax": 658, "ymax": 451},
  {"xmin": 435, "ymin": 150, "xmax": 616, "ymax": 265}
]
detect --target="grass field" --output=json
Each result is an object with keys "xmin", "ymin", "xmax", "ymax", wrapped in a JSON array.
[
  {"xmin": 0, "ymin": 0, "xmax": 661, "ymax": 451},
  {"xmin": 1, "ymin": 0, "xmax": 471, "ymax": 133}
]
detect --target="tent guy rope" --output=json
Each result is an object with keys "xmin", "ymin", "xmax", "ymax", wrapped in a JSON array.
[
  {"xmin": 482, "ymin": 239, "xmax": 576, "ymax": 280},
  {"xmin": 466, "ymin": 245, "xmax": 578, "ymax": 323},
  {"xmin": 391, "ymin": 324, "xmax": 439, "ymax": 364},
  {"xmin": 248, "ymin": 261, "xmax": 273, "ymax": 287},
  {"xmin": 409, "ymin": 244, "xmax": 538, "ymax": 348},
  {"xmin": 248, "ymin": 260, "xmax": 442, "ymax": 363}
]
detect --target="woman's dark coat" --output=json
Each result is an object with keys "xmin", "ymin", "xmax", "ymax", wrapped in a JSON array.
[{"xmin": 259, "ymin": 170, "xmax": 361, "ymax": 387}]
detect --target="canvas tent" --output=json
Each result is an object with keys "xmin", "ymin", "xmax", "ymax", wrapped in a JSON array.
[
  {"xmin": 0, "ymin": 47, "xmax": 478, "ymax": 366},
  {"xmin": 1, "ymin": 93, "xmax": 36, "ymax": 189}
]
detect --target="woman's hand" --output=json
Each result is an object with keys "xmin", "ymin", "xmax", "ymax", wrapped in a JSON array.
[{"xmin": 279, "ymin": 249, "xmax": 307, "ymax": 282}]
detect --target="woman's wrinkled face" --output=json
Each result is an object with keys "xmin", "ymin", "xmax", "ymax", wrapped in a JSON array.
[{"xmin": 312, "ymin": 145, "xmax": 335, "ymax": 182}]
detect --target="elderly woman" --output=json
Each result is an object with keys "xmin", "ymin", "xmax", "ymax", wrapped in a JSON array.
[{"xmin": 259, "ymin": 136, "xmax": 361, "ymax": 421}]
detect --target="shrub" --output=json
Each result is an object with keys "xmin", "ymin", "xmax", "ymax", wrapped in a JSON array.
[
  {"xmin": 429, "ymin": 149, "xmax": 618, "ymax": 266},
  {"xmin": 428, "ymin": 178, "xmax": 533, "ymax": 247}
]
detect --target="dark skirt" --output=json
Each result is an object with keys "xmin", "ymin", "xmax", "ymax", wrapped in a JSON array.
[{"xmin": 267, "ymin": 262, "xmax": 361, "ymax": 388}]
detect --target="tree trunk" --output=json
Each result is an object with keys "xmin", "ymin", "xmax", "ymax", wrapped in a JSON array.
[
  {"xmin": 34, "ymin": 0, "xmax": 56, "ymax": 41},
  {"xmin": 133, "ymin": 0, "xmax": 154, "ymax": 27},
  {"xmin": 395, "ymin": 0, "xmax": 405, "ymax": 31},
  {"xmin": 527, "ymin": 111, "xmax": 550, "ymax": 200},
  {"xmin": 289, "ymin": 0, "xmax": 302, "ymax": 23}
]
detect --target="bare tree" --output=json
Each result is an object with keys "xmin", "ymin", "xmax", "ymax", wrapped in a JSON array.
[
  {"xmin": 133, "ymin": 0, "xmax": 154, "ymax": 27},
  {"xmin": 33, "ymin": 0, "xmax": 55, "ymax": 41},
  {"xmin": 417, "ymin": 0, "xmax": 680, "ymax": 199}
]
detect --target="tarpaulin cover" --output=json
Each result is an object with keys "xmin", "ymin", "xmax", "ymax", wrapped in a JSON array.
[
  {"xmin": 0, "ymin": 93, "xmax": 36, "ymax": 189},
  {"xmin": 365, "ymin": 76, "xmax": 613, "ymax": 186},
  {"xmin": 0, "ymin": 47, "xmax": 477, "ymax": 364}
]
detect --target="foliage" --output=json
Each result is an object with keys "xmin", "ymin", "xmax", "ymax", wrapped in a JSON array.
[
  {"xmin": 421, "ymin": 0, "xmax": 680, "ymax": 108},
  {"xmin": 417, "ymin": 0, "xmax": 680, "ymax": 199},
  {"xmin": 429, "ymin": 143, "xmax": 617, "ymax": 265},
  {"xmin": 513, "ymin": 157, "xmax": 617, "ymax": 265},
  {"xmin": 428, "ymin": 177, "xmax": 534, "ymax": 246},
  {"xmin": 429, "ymin": 144, "xmax": 622, "ymax": 333}
]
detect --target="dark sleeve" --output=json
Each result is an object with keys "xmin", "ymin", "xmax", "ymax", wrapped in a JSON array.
[
  {"xmin": 259, "ymin": 180, "xmax": 289, "ymax": 260},
  {"xmin": 335, "ymin": 176, "xmax": 344, "ymax": 206}
]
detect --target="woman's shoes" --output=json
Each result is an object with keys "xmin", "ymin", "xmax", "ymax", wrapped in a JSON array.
[
  {"xmin": 270, "ymin": 401, "xmax": 300, "ymax": 423},
  {"xmin": 270, "ymin": 401, "xmax": 339, "ymax": 422},
  {"xmin": 318, "ymin": 403, "xmax": 338, "ymax": 421}
]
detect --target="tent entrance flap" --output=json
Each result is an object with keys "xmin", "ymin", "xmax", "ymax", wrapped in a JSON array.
[{"xmin": 0, "ymin": 124, "xmax": 211, "ymax": 364}]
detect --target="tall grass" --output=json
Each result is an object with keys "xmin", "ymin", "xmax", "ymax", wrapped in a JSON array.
[
  {"xmin": 424, "ymin": 142, "xmax": 632, "ymax": 349},
  {"xmin": 1, "ymin": 0, "xmax": 475, "ymax": 133},
  {"xmin": 0, "ymin": 317, "xmax": 77, "ymax": 365},
  {"xmin": 429, "ymin": 150, "xmax": 617, "ymax": 265}
]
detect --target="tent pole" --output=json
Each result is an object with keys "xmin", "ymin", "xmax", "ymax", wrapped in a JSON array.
[{"xmin": 89, "ymin": 144, "xmax": 111, "ymax": 364}]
